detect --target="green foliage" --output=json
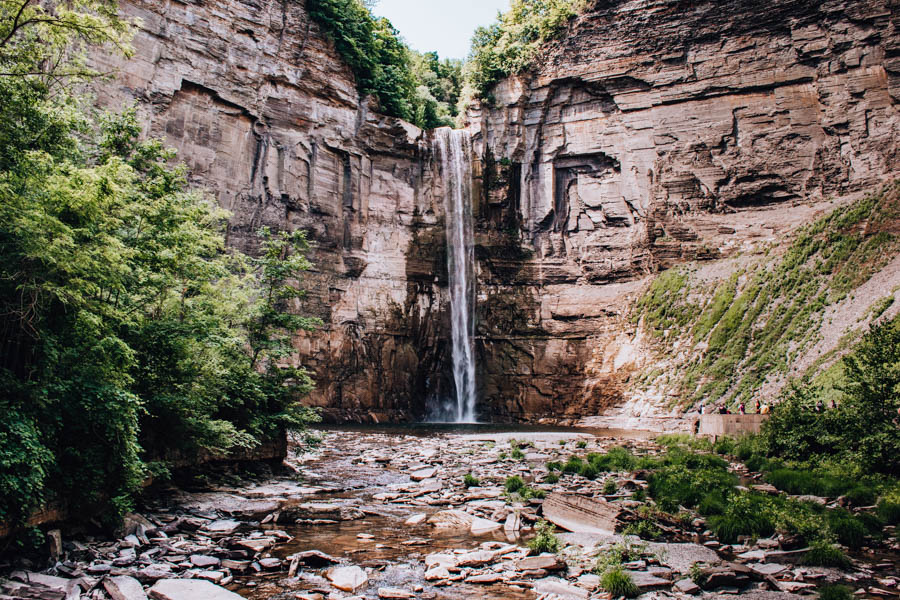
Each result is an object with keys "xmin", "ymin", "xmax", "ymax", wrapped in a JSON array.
[
  {"xmin": 505, "ymin": 475, "xmax": 525, "ymax": 493},
  {"xmin": 546, "ymin": 460, "xmax": 562, "ymax": 471},
  {"xmin": 576, "ymin": 439, "xmax": 587, "ymax": 449},
  {"xmin": 562, "ymin": 455, "xmax": 583, "ymax": 473},
  {"xmin": 0, "ymin": 2, "xmax": 320, "ymax": 526},
  {"xmin": 579, "ymin": 462, "xmax": 599, "ymax": 480},
  {"xmin": 511, "ymin": 446, "xmax": 525, "ymax": 460},
  {"xmin": 634, "ymin": 186, "xmax": 900, "ymax": 408},
  {"xmin": 463, "ymin": 473, "xmax": 480, "ymax": 488},
  {"xmin": 544, "ymin": 472, "xmax": 560, "ymax": 484},
  {"xmin": 622, "ymin": 519, "xmax": 662, "ymax": 540},
  {"xmin": 307, "ymin": 0, "xmax": 461, "ymax": 128},
  {"xmin": 803, "ymin": 540, "xmax": 851, "ymax": 569},
  {"xmin": 594, "ymin": 538, "xmax": 646, "ymax": 574},
  {"xmin": 707, "ymin": 493, "xmax": 775, "ymax": 543},
  {"xmin": 464, "ymin": 0, "xmax": 588, "ymax": 101},
  {"xmin": 761, "ymin": 316, "xmax": 900, "ymax": 475},
  {"xmin": 528, "ymin": 519, "xmax": 561, "ymax": 554},
  {"xmin": 877, "ymin": 488, "xmax": 900, "ymax": 524},
  {"xmin": 648, "ymin": 459, "xmax": 737, "ymax": 513},
  {"xmin": 602, "ymin": 477, "xmax": 617, "ymax": 495},
  {"xmin": 818, "ymin": 585, "xmax": 854, "ymax": 600},
  {"xmin": 826, "ymin": 509, "xmax": 868, "ymax": 549},
  {"xmin": 599, "ymin": 566, "xmax": 640, "ymax": 598}
]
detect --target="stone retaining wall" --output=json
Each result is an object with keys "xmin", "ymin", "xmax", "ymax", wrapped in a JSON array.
[{"xmin": 698, "ymin": 414, "xmax": 769, "ymax": 437}]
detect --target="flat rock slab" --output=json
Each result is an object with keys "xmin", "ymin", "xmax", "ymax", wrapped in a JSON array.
[
  {"xmin": 647, "ymin": 542, "xmax": 721, "ymax": 573},
  {"xmin": 532, "ymin": 577, "xmax": 590, "ymax": 600},
  {"xmin": 327, "ymin": 566, "xmax": 368, "ymax": 592},
  {"xmin": 291, "ymin": 550, "xmax": 340, "ymax": 567},
  {"xmin": 104, "ymin": 576, "xmax": 148, "ymax": 600},
  {"xmin": 202, "ymin": 520, "xmax": 241, "ymax": 535},
  {"xmin": 378, "ymin": 588, "xmax": 415, "ymax": 598},
  {"xmin": 542, "ymin": 493, "xmax": 622, "ymax": 534},
  {"xmin": 750, "ymin": 563, "xmax": 788, "ymax": 577},
  {"xmin": 516, "ymin": 555, "xmax": 566, "ymax": 571},
  {"xmin": 149, "ymin": 579, "xmax": 243, "ymax": 600},
  {"xmin": 627, "ymin": 570, "xmax": 672, "ymax": 590},
  {"xmin": 410, "ymin": 467, "xmax": 437, "ymax": 481}
]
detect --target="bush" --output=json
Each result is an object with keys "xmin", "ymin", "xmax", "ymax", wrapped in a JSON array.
[
  {"xmin": 632, "ymin": 487, "xmax": 646, "ymax": 502},
  {"xmin": 545, "ymin": 472, "xmax": 560, "ymax": 484},
  {"xmin": 698, "ymin": 492, "xmax": 726, "ymax": 517},
  {"xmin": 876, "ymin": 489, "xmax": 900, "ymax": 524},
  {"xmin": 505, "ymin": 475, "xmax": 525, "ymax": 494},
  {"xmin": 603, "ymin": 478, "xmax": 618, "ymax": 495},
  {"xmin": 464, "ymin": 0, "xmax": 588, "ymax": 99},
  {"xmin": 648, "ymin": 462, "xmax": 737, "ymax": 512},
  {"xmin": 463, "ymin": 473, "xmax": 480, "ymax": 488},
  {"xmin": 520, "ymin": 486, "xmax": 547, "ymax": 500},
  {"xmin": 827, "ymin": 509, "xmax": 867, "ymax": 549},
  {"xmin": 579, "ymin": 462, "xmax": 599, "ymax": 480},
  {"xmin": 842, "ymin": 484, "xmax": 876, "ymax": 507},
  {"xmin": 577, "ymin": 440, "xmax": 587, "ymax": 449},
  {"xmin": 528, "ymin": 519, "xmax": 561, "ymax": 554},
  {"xmin": 803, "ymin": 540, "xmax": 851, "ymax": 568},
  {"xmin": 713, "ymin": 437, "xmax": 736, "ymax": 455},
  {"xmin": 764, "ymin": 468, "xmax": 850, "ymax": 497},
  {"xmin": 546, "ymin": 461, "xmax": 562, "ymax": 471},
  {"xmin": 622, "ymin": 519, "xmax": 662, "ymax": 540},
  {"xmin": 600, "ymin": 566, "xmax": 640, "ymax": 598},
  {"xmin": 563, "ymin": 456, "xmax": 583, "ymax": 473},
  {"xmin": 511, "ymin": 447, "xmax": 525, "ymax": 460},
  {"xmin": 818, "ymin": 585, "xmax": 854, "ymax": 600},
  {"xmin": 307, "ymin": 0, "xmax": 461, "ymax": 127},
  {"xmin": 708, "ymin": 493, "xmax": 776, "ymax": 543}
]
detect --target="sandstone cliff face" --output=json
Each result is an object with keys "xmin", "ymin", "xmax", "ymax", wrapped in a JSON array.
[
  {"xmin": 466, "ymin": 0, "xmax": 900, "ymax": 421},
  {"xmin": 91, "ymin": 0, "xmax": 455, "ymax": 422},
  {"xmin": 94, "ymin": 0, "xmax": 900, "ymax": 424}
]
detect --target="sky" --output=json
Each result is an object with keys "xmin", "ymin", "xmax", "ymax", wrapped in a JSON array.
[{"xmin": 370, "ymin": 0, "xmax": 511, "ymax": 60}]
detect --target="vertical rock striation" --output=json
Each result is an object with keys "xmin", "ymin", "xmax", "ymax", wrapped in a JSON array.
[
  {"xmin": 92, "ymin": 0, "xmax": 899, "ymax": 423},
  {"xmin": 90, "ymin": 0, "xmax": 453, "ymax": 422},
  {"xmin": 466, "ymin": 0, "xmax": 900, "ymax": 421}
]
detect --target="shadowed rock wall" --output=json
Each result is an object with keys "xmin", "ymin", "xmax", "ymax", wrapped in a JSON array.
[
  {"xmin": 92, "ymin": 0, "xmax": 900, "ymax": 423},
  {"xmin": 466, "ymin": 0, "xmax": 900, "ymax": 420},
  {"xmin": 90, "ymin": 0, "xmax": 455, "ymax": 422}
]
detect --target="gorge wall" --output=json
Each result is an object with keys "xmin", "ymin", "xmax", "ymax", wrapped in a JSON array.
[
  {"xmin": 465, "ymin": 0, "xmax": 900, "ymax": 423},
  {"xmin": 90, "ymin": 0, "xmax": 456, "ymax": 422},
  {"xmin": 94, "ymin": 0, "xmax": 900, "ymax": 424}
]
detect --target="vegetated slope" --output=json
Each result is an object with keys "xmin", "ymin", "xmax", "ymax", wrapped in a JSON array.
[{"xmin": 631, "ymin": 183, "xmax": 900, "ymax": 409}]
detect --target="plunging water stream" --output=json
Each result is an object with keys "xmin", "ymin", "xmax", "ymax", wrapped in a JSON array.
[{"xmin": 434, "ymin": 128, "xmax": 476, "ymax": 423}]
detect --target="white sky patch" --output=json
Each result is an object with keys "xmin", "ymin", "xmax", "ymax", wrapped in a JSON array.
[{"xmin": 370, "ymin": 0, "xmax": 512, "ymax": 60}]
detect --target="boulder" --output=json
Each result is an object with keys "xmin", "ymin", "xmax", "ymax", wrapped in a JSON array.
[
  {"xmin": 542, "ymin": 494, "xmax": 622, "ymax": 534},
  {"xmin": 104, "ymin": 576, "xmax": 148, "ymax": 600},
  {"xmin": 516, "ymin": 555, "xmax": 566, "ymax": 571},
  {"xmin": 327, "ymin": 566, "xmax": 368, "ymax": 592},
  {"xmin": 377, "ymin": 588, "xmax": 415, "ymax": 598}
]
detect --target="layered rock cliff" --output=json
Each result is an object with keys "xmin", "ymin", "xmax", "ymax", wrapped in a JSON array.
[
  {"xmin": 90, "ymin": 0, "xmax": 457, "ymax": 422},
  {"xmin": 93, "ymin": 0, "xmax": 900, "ymax": 424},
  {"xmin": 465, "ymin": 0, "xmax": 900, "ymax": 423}
]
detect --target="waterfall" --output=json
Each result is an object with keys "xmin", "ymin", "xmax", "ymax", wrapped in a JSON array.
[{"xmin": 434, "ymin": 128, "xmax": 477, "ymax": 423}]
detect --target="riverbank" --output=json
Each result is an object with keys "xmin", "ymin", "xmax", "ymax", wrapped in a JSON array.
[{"xmin": 1, "ymin": 428, "xmax": 897, "ymax": 599}]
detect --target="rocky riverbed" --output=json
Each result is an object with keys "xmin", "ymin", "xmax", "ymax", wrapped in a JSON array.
[{"xmin": 2, "ymin": 427, "xmax": 898, "ymax": 599}]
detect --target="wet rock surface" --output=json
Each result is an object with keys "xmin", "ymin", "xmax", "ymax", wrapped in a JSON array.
[{"xmin": 2, "ymin": 429, "xmax": 897, "ymax": 599}]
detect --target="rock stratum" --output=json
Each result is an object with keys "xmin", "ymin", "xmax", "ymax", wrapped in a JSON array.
[{"xmin": 93, "ymin": 0, "xmax": 900, "ymax": 425}]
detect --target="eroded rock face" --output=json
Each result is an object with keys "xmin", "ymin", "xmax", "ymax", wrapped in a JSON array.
[
  {"xmin": 92, "ymin": 0, "xmax": 900, "ymax": 423},
  {"xmin": 465, "ymin": 0, "xmax": 900, "ymax": 420},
  {"xmin": 91, "ymin": 0, "xmax": 452, "ymax": 422}
]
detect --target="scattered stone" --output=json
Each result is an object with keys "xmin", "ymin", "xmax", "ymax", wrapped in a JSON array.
[
  {"xmin": 674, "ymin": 578, "xmax": 701, "ymax": 594},
  {"xmin": 189, "ymin": 555, "xmax": 220, "ymax": 568},
  {"xmin": 104, "ymin": 576, "xmax": 148, "ymax": 600},
  {"xmin": 377, "ymin": 587, "xmax": 415, "ymax": 598},
  {"xmin": 404, "ymin": 513, "xmax": 427, "ymax": 525},
  {"xmin": 149, "ymin": 579, "xmax": 243, "ymax": 600},
  {"xmin": 258, "ymin": 558, "xmax": 282, "ymax": 570},
  {"xmin": 466, "ymin": 573, "xmax": 504, "ymax": 584},
  {"xmin": 516, "ymin": 555, "xmax": 566, "ymax": 572},
  {"xmin": 292, "ymin": 550, "xmax": 340, "ymax": 567},
  {"xmin": 326, "ymin": 566, "xmax": 368, "ymax": 592},
  {"xmin": 409, "ymin": 467, "xmax": 437, "ymax": 481},
  {"xmin": 542, "ymin": 493, "xmax": 622, "ymax": 534},
  {"xmin": 202, "ymin": 520, "xmax": 241, "ymax": 535}
]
